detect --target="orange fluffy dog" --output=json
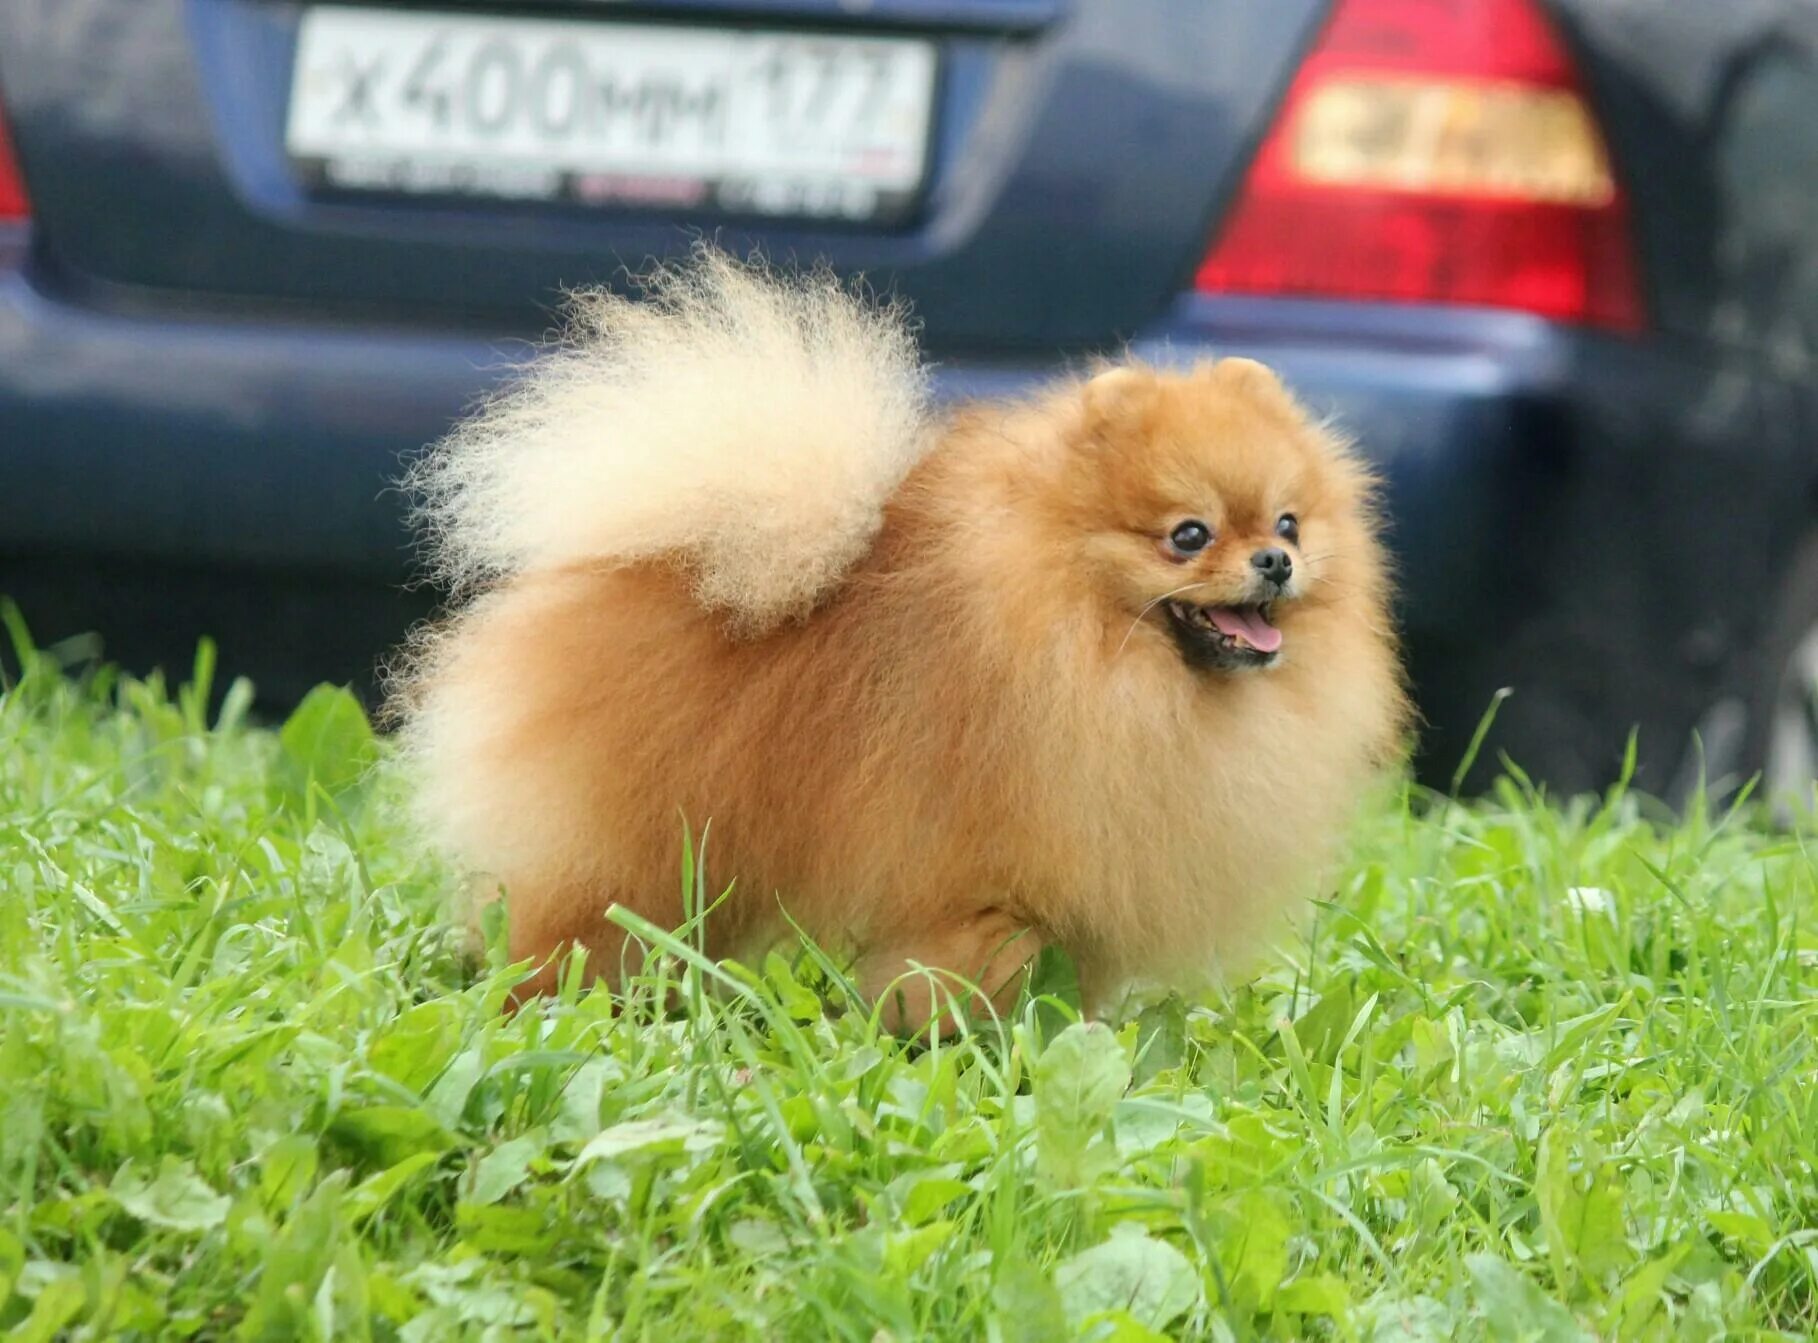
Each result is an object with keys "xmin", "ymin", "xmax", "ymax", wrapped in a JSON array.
[{"xmin": 395, "ymin": 253, "xmax": 1406, "ymax": 1024}]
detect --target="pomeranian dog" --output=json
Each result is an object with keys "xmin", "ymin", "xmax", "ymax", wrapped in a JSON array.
[{"xmin": 394, "ymin": 252, "xmax": 1406, "ymax": 1025}]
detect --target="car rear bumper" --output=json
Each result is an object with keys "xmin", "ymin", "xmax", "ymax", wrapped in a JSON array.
[
  {"xmin": 0, "ymin": 269, "xmax": 1574, "ymax": 600},
  {"xmin": 0, "ymin": 260, "xmax": 501, "ymax": 575},
  {"xmin": 3, "ymin": 265, "xmax": 1810, "ymax": 790}
]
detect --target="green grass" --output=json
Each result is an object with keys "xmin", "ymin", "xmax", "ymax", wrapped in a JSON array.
[{"xmin": 3, "ymin": 629, "xmax": 1818, "ymax": 1342}]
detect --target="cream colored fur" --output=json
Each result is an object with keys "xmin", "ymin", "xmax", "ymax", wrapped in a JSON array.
[
  {"xmin": 393, "ymin": 251, "xmax": 1406, "ymax": 1025},
  {"xmin": 405, "ymin": 249, "xmax": 931, "ymax": 631}
]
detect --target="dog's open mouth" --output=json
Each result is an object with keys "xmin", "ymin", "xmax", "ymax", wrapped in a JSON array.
[{"xmin": 1164, "ymin": 599, "xmax": 1282, "ymax": 668}]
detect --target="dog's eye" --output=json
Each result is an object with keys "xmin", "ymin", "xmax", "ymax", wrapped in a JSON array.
[
  {"xmin": 1167, "ymin": 520, "xmax": 1212, "ymax": 555},
  {"xmin": 1275, "ymin": 513, "xmax": 1300, "ymax": 545}
]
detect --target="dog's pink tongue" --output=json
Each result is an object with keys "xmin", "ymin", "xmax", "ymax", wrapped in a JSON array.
[{"xmin": 1209, "ymin": 606, "xmax": 1283, "ymax": 653}]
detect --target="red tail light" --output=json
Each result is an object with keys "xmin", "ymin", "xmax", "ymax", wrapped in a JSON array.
[
  {"xmin": 1195, "ymin": 0, "xmax": 1644, "ymax": 333},
  {"xmin": 0, "ymin": 100, "xmax": 30, "ymax": 222}
]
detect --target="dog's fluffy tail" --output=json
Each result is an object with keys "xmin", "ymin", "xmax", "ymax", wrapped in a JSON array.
[{"xmin": 408, "ymin": 249, "xmax": 931, "ymax": 630}]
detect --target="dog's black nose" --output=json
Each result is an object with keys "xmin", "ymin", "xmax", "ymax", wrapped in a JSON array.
[{"xmin": 1250, "ymin": 547, "xmax": 1293, "ymax": 586}]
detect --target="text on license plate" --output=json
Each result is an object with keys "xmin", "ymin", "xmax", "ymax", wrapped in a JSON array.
[{"xmin": 285, "ymin": 7, "xmax": 939, "ymax": 223}]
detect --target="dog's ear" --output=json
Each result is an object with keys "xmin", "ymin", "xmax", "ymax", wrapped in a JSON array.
[
  {"xmin": 1202, "ymin": 357, "xmax": 1303, "ymax": 419},
  {"xmin": 1081, "ymin": 364, "xmax": 1158, "ymax": 430}
]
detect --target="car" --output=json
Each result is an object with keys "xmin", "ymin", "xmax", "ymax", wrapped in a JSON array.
[{"xmin": 4, "ymin": 0, "xmax": 1818, "ymax": 800}]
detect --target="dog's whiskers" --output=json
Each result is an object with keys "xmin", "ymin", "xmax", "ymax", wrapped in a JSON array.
[{"xmin": 1116, "ymin": 582, "xmax": 1210, "ymax": 657}]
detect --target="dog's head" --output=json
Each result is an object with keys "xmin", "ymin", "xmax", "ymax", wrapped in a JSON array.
[{"xmin": 1037, "ymin": 358, "xmax": 1386, "ymax": 675}]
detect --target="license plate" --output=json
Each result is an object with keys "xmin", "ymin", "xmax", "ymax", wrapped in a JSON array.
[{"xmin": 285, "ymin": 7, "xmax": 939, "ymax": 224}]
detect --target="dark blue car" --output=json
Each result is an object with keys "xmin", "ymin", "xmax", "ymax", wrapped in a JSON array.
[{"xmin": 4, "ymin": 0, "xmax": 1818, "ymax": 798}]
